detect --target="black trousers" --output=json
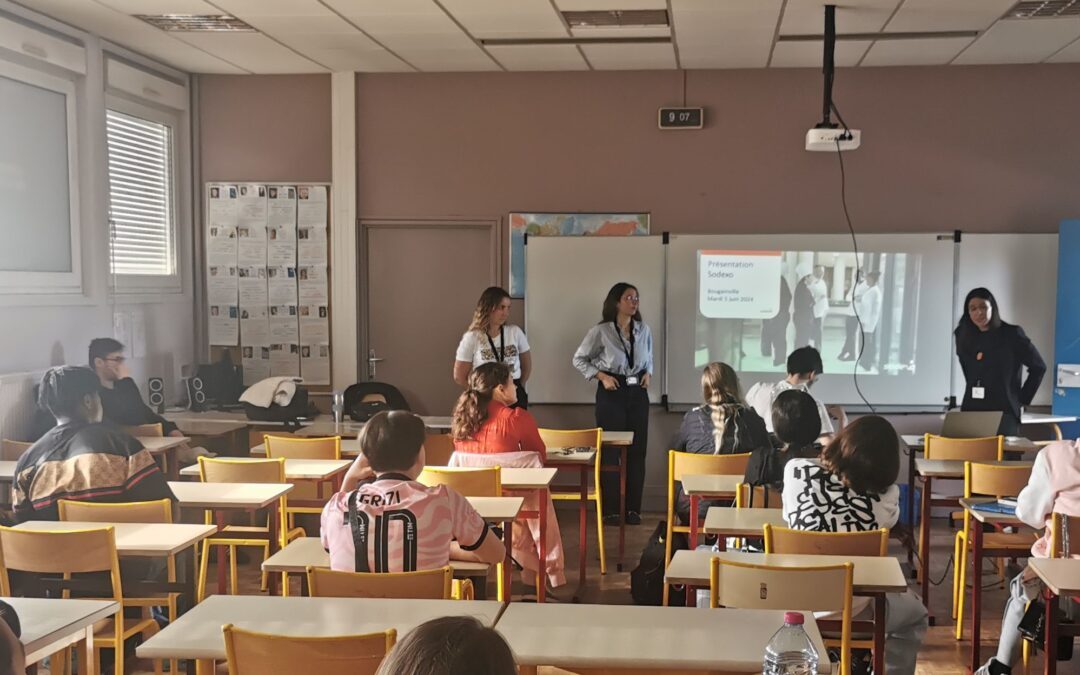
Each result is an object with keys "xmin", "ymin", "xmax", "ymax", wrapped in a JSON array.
[
  {"xmin": 595, "ymin": 379, "xmax": 649, "ymax": 516},
  {"xmin": 759, "ymin": 315, "xmax": 789, "ymax": 365},
  {"xmin": 840, "ymin": 315, "xmax": 859, "ymax": 357},
  {"xmin": 858, "ymin": 330, "xmax": 877, "ymax": 369},
  {"xmin": 511, "ymin": 379, "xmax": 528, "ymax": 409}
]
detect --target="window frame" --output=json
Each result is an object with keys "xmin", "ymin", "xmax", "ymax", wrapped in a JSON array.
[
  {"xmin": 0, "ymin": 58, "xmax": 83, "ymax": 294},
  {"xmin": 105, "ymin": 94, "xmax": 183, "ymax": 295}
]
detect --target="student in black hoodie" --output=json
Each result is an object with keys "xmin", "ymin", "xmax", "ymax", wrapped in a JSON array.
[
  {"xmin": 671, "ymin": 362, "xmax": 770, "ymax": 523},
  {"xmin": 742, "ymin": 389, "xmax": 823, "ymax": 506},
  {"xmin": 955, "ymin": 288, "xmax": 1046, "ymax": 436},
  {"xmin": 89, "ymin": 338, "xmax": 181, "ymax": 437}
]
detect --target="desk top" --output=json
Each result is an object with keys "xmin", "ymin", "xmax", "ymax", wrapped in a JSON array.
[
  {"xmin": 680, "ymin": 474, "xmax": 742, "ymax": 497},
  {"xmin": 13, "ymin": 521, "xmax": 215, "ymax": 557},
  {"xmin": 703, "ymin": 507, "xmax": 786, "ymax": 536},
  {"xmin": 901, "ymin": 435, "xmax": 1038, "ymax": 453},
  {"xmin": 260, "ymin": 536, "xmax": 490, "ymax": 576},
  {"xmin": 496, "ymin": 603, "xmax": 829, "ymax": 673},
  {"xmin": 171, "ymin": 420, "xmax": 248, "ymax": 436},
  {"xmin": 545, "ymin": 447, "xmax": 596, "ymax": 465},
  {"xmin": 167, "ymin": 481, "xmax": 293, "ymax": 509},
  {"xmin": 1029, "ymin": 558, "xmax": 1080, "ymax": 596},
  {"xmin": 959, "ymin": 497, "xmax": 1026, "ymax": 525},
  {"xmin": 464, "ymin": 496, "xmax": 523, "ymax": 522},
  {"xmin": 179, "ymin": 458, "xmax": 350, "ymax": 481},
  {"xmin": 499, "ymin": 467, "xmax": 557, "ymax": 490},
  {"xmin": 915, "ymin": 458, "xmax": 1033, "ymax": 478},
  {"xmin": 7, "ymin": 598, "xmax": 118, "ymax": 663},
  {"xmin": 295, "ymin": 416, "xmax": 453, "ymax": 438},
  {"xmin": 1021, "ymin": 412, "xmax": 1078, "ymax": 425},
  {"xmin": 140, "ymin": 436, "xmax": 190, "ymax": 454},
  {"xmin": 665, "ymin": 550, "xmax": 908, "ymax": 594},
  {"xmin": 137, "ymin": 595, "xmax": 503, "ymax": 661}
]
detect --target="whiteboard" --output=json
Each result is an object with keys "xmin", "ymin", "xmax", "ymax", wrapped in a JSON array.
[
  {"xmin": 525, "ymin": 236, "xmax": 665, "ymax": 404},
  {"xmin": 954, "ymin": 233, "xmax": 1057, "ymax": 406}
]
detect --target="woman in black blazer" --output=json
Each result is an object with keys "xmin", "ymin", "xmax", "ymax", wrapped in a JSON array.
[{"xmin": 955, "ymin": 287, "xmax": 1046, "ymax": 436}]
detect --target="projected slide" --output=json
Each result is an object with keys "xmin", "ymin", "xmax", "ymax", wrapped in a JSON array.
[{"xmin": 695, "ymin": 249, "xmax": 921, "ymax": 377}]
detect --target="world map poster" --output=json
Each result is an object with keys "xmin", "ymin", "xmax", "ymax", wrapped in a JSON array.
[{"xmin": 509, "ymin": 212, "xmax": 650, "ymax": 297}]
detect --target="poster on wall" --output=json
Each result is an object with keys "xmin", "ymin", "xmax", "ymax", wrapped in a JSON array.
[
  {"xmin": 297, "ymin": 186, "xmax": 328, "ymax": 265},
  {"xmin": 269, "ymin": 342, "xmax": 300, "ymax": 377},
  {"xmin": 206, "ymin": 184, "xmax": 239, "ymax": 345},
  {"xmin": 242, "ymin": 344, "xmax": 271, "ymax": 383},
  {"xmin": 508, "ymin": 212, "xmax": 650, "ymax": 297},
  {"xmin": 267, "ymin": 186, "xmax": 297, "ymax": 266},
  {"xmin": 301, "ymin": 343, "xmax": 331, "ymax": 385}
]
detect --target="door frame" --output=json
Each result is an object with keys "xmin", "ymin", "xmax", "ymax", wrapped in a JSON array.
[{"xmin": 358, "ymin": 217, "xmax": 502, "ymax": 382}]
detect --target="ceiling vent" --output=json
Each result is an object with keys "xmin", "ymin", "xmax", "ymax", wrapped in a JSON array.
[
  {"xmin": 561, "ymin": 10, "xmax": 670, "ymax": 28},
  {"xmin": 1004, "ymin": 1, "xmax": 1080, "ymax": 19},
  {"xmin": 135, "ymin": 15, "xmax": 256, "ymax": 32}
]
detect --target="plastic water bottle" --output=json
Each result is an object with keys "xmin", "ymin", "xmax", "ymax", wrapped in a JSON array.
[
  {"xmin": 332, "ymin": 390, "xmax": 344, "ymax": 424},
  {"xmin": 762, "ymin": 612, "xmax": 820, "ymax": 675}
]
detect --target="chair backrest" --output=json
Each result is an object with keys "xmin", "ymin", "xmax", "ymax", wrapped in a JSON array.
[
  {"xmin": 124, "ymin": 423, "xmax": 164, "ymax": 438},
  {"xmin": 423, "ymin": 433, "xmax": 455, "ymax": 467},
  {"xmin": 0, "ymin": 439, "xmax": 30, "ymax": 461},
  {"xmin": 763, "ymin": 524, "xmax": 888, "ymax": 557},
  {"xmin": 58, "ymin": 498, "xmax": 173, "ymax": 524},
  {"xmin": 264, "ymin": 434, "xmax": 342, "ymax": 460},
  {"xmin": 199, "ymin": 456, "xmax": 286, "ymax": 483},
  {"xmin": 710, "ymin": 556, "xmax": 853, "ymax": 614},
  {"xmin": 0, "ymin": 526, "xmax": 123, "ymax": 600},
  {"xmin": 669, "ymin": 450, "xmax": 751, "ymax": 483},
  {"xmin": 1050, "ymin": 512, "xmax": 1080, "ymax": 558},
  {"xmin": 417, "ymin": 466, "xmax": 500, "ymax": 497},
  {"xmin": 736, "ymin": 483, "xmax": 781, "ymax": 509},
  {"xmin": 924, "ymin": 434, "xmax": 1002, "ymax": 461},
  {"xmin": 964, "ymin": 461, "xmax": 1032, "ymax": 499},
  {"xmin": 223, "ymin": 623, "xmax": 395, "ymax": 675},
  {"xmin": 306, "ymin": 565, "xmax": 453, "ymax": 599},
  {"xmin": 538, "ymin": 428, "xmax": 602, "ymax": 451}
]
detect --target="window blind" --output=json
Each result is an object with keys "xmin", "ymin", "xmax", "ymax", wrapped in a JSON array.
[{"xmin": 106, "ymin": 109, "xmax": 174, "ymax": 276}]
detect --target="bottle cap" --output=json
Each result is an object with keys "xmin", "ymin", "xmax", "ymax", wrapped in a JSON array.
[{"xmin": 784, "ymin": 612, "xmax": 805, "ymax": 625}]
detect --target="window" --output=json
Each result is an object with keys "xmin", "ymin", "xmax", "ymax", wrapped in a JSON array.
[{"xmin": 106, "ymin": 105, "xmax": 177, "ymax": 284}]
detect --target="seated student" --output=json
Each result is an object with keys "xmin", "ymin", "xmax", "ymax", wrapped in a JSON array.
[
  {"xmin": 0, "ymin": 600, "xmax": 23, "ymax": 675},
  {"xmin": 13, "ymin": 367, "xmax": 174, "ymax": 522},
  {"xmin": 976, "ymin": 438, "xmax": 1080, "ymax": 675},
  {"xmin": 450, "ymin": 362, "xmax": 566, "ymax": 591},
  {"xmin": 322, "ymin": 410, "xmax": 505, "ymax": 573},
  {"xmin": 89, "ymin": 338, "xmax": 182, "ymax": 438},
  {"xmin": 781, "ymin": 415, "xmax": 927, "ymax": 675},
  {"xmin": 376, "ymin": 616, "xmax": 517, "ymax": 675},
  {"xmin": 743, "ymin": 389, "xmax": 823, "ymax": 504},
  {"xmin": 745, "ymin": 346, "xmax": 845, "ymax": 440},
  {"xmin": 671, "ymin": 362, "xmax": 770, "ymax": 522}
]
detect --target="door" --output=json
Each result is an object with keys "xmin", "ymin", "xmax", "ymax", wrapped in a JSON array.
[{"xmin": 362, "ymin": 220, "xmax": 499, "ymax": 415}]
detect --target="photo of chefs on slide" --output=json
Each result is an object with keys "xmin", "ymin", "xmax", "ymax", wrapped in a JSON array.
[{"xmin": 695, "ymin": 249, "xmax": 921, "ymax": 377}]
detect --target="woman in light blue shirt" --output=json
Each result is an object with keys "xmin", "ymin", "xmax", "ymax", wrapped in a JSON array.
[{"xmin": 573, "ymin": 282, "xmax": 653, "ymax": 525}]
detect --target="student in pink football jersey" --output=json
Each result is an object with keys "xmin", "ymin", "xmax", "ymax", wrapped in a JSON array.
[{"xmin": 322, "ymin": 411, "xmax": 505, "ymax": 573}]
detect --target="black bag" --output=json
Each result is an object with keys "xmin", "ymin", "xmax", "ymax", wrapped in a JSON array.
[
  {"xmin": 1019, "ymin": 598, "xmax": 1075, "ymax": 661},
  {"xmin": 343, "ymin": 382, "xmax": 410, "ymax": 422},
  {"xmin": 242, "ymin": 387, "xmax": 313, "ymax": 425},
  {"xmin": 630, "ymin": 520, "xmax": 687, "ymax": 606},
  {"xmin": 350, "ymin": 400, "xmax": 392, "ymax": 423}
]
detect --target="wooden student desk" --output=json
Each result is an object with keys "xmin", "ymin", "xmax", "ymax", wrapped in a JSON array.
[
  {"xmin": 681, "ymin": 474, "xmax": 744, "ymax": 548},
  {"xmin": 8, "ymin": 598, "xmax": 118, "ymax": 675},
  {"xmin": 136, "ymin": 595, "xmax": 503, "ymax": 673},
  {"xmin": 665, "ymin": 549, "xmax": 908, "ymax": 675},
  {"xmin": 168, "ymin": 419, "xmax": 248, "ymax": 456},
  {"xmin": 294, "ymin": 415, "xmax": 454, "ymax": 438},
  {"xmin": 498, "ymin": 603, "xmax": 830, "ymax": 674},
  {"xmin": 702, "ymin": 507, "xmax": 787, "ymax": 539},
  {"xmin": 139, "ymin": 436, "xmax": 191, "ymax": 480},
  {"xmin": 13, "ymin": 520, "xmax": 216, "ymax": 613},
  {"xmin": 179, "ymin": 457, "xmax": 350, "ymax": 483},
  {"xmin": 1028, "ymin": 557, "xmax": 1080, "ymax": 675}
]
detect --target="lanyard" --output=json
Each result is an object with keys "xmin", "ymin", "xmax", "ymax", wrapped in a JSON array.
[
  {"xmin": 613, "ymin": 321, "xmax": 635, "ymax": 370},
  {"xmin": 486, "ymin": 326, "xmax": 505, "ymax": 362}
]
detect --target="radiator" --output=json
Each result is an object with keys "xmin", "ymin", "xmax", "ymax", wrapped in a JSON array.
[{"xmin": 0, "ymin": 370, "xmax": 43, "ymax": 455}]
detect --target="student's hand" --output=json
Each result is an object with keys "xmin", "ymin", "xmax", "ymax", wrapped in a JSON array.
[
  {"xmin": 598, "ymin": 373, "xmax": 619, "ymax": 391},
  {"xmin": 168, "ymin": 430, "xmax": 185, "ymax": 438},
  {"xmin": 641, "ymin": 373, "xmax": 651, "ymax": 389}
]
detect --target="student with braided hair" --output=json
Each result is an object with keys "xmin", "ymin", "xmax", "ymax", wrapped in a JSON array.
[{"xmin": 671, "ymin": 362, "xmax": 771, "ymax": 523}]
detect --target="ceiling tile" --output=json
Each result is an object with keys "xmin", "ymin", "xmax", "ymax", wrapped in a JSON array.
[
  {"xmin": 673, "ymin": 0, "xmax": 783, "ymax": 69},
  {"xmin": 580, "ymin": 42, "xmax": 676, "ymax": 69},
  {"xmin": 210, "ymin": 0, "xmax": 335, "ymax": 15},
  {"xmin": 555, "ymin": 0, "xmax": 666, "ymax": 8},
  {"xmin": 234, "ymin": 16, "xmax": 358, "ymax": 34},
  {"xmin": 439, "ymin": 0, "xmax": 568, "ymax": 39},
  {"xmin": 487, "ymin": 44, "xmax": 588, "ymax": 70},
  {"xmin": 396, "ymin": 48, "xmax": 501, "ymax": 71},
  {"xmin": 770, "ymin": 39, "xmax": 871, "ymax": 67},
  {"xmin": 94, "ymin": 0, "xmax": 219, "ymax": 13},
  {"xmin": 1046, "ymin": 35, "xmax": 1080, "ymax": 62},
  {"xmin": 299, "ymin": 46, "xmax": 412, "ymax": 71},
  {"xmin": 953, "ymin": 18, "xmax": 1080, "ymax": 64},
  {"xmin": 175, "ymin": 32, "xmax": 328, "ymax": 72},
  {"xmin": 860, "ymin": 36, "xmax": 975, "ymax": 66},
  {"xmin": 884, "ymin": 0, "xmax": 1016, "ymax": 33},
  {"xmin": 778, "ymin": 0, "xmax": 900, "ymax": 36}
]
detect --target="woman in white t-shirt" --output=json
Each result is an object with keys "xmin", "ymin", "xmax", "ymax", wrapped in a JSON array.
[{"xmin": 454, "ymin": 286, "xmax": 532, "ymax": 408}]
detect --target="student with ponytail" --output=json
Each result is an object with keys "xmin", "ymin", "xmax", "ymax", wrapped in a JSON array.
[
  {"xmin": 450, "ymin": 363, "xmax": 566, "ymax": 593},
  {"xmin": 671, "ymin": 362, "xmax": 770, "ymax": 522}
]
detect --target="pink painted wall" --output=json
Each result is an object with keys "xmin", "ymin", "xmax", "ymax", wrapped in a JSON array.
[
  {"xmin": 198, "ymin": 74, "xmax": 332, "ymax": 183},
  {"xmin": 356, "ymin": 65, "xmax": 1080, "ymax": 234}
]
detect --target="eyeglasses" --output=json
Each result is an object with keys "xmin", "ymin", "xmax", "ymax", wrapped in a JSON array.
[
  {"xmin": 105, "ymin": 356, "xmax": 126, "ymax": 364},
  {"xmin": 624, "ymin": 296, "xmax": 640, "ymax": 303}
]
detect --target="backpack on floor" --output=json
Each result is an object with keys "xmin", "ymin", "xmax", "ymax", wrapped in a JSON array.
[{"xmin": 630, "ymin": 520, "xmax": 687, "ymax": 606}]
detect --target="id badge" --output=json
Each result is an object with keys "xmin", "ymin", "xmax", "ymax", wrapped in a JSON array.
[
  {"xmin": 625, "ymin": 375, "xmax": 639, "ymax": 386},
  {"xmin": 972, "ymin": 386, "xmax": 986, "ymax": 400}
]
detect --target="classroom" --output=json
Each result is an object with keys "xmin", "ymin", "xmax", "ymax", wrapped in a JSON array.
[{"xmin": 1, "ymin": 0, "xmax": 1080, "ymax": 673}]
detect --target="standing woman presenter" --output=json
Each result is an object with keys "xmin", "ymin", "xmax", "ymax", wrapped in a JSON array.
[
  {"xmin": 573, "ymin": 283, "xmax": 653, "ymax": 525},
  {"xmin": 454, "ymin": 286, "xmax": 532, "ymax": 409},
  {"xmin": 955, "ymin": 287, "xmax": 1046, "ymax": 436}
]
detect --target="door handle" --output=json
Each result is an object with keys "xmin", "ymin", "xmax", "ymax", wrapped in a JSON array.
[{"xmin": 368, "ymin": 349, "xmax": 384, "ymax": 379}]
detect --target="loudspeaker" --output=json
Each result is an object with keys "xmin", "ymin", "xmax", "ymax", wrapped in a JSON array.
[
  {"xmin": 185, "ymin": 376, "xmax": 207, "ymax": 412},
  {"xmin": 147, "ymin": 377, "xmax": 165, "ymax": 414}
]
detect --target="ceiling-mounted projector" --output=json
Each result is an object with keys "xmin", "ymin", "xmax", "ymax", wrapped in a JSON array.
[{"xmin": 806, "ymin": 127, "xmax": 861, "ymax": 152}]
